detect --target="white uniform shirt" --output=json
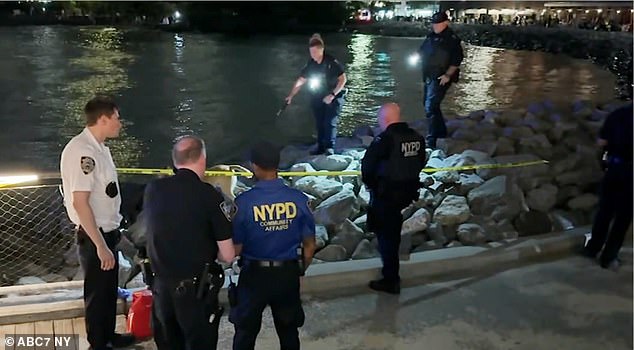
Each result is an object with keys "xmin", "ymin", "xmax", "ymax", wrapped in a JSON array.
[{"xmin": 60, "ymin": 127, "xmax": 122, "ymax": 232}]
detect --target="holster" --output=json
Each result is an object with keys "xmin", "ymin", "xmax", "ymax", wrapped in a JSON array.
[
  {"xmin": 195, "ymin": 262, "xmax": 226, "ymax": 325},
  {"xmin": 138, "ymin": 248, "xmax": 154, "ymax": 288},
  {"xmin": 228, "ymin": 277, "xmax": 238, "ymax": 307}
]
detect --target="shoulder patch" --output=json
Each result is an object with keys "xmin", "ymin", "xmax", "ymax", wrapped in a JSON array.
[
  {"xmin": 80, "ymin": 156, "xmax": 95, "ymax": 175},
  {"xmin": 220, "ymin": 200, "xmax": 237, "ymax": 222}
]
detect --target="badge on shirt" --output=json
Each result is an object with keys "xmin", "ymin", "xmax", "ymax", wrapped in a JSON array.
[
  {"xmin": 80, "ymin": 156, "xmax": 95, "ymax": 175},
  {"xmin": 220, "ymin": 200, "xmax": 237, "ymax": 222}
]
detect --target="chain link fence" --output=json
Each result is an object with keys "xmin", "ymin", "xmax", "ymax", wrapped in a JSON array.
[{"xmin": 0, "ymin": 184, "xmax": 78, "ymax": 287}]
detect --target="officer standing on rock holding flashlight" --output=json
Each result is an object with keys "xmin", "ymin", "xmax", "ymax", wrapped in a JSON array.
[{"xmin": 285, "ymin": 33, "xmax": 347, "ymax": 156}]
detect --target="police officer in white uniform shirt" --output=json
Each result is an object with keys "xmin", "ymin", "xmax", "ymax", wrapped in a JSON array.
[{"xmin": 60, "ymin": 96, "xmax": 135, "ymax": 350}]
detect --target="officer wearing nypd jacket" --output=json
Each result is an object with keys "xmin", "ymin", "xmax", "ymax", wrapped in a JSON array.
[
  {"xmin": 230, "ymin": 141, "xmax": 317, "ymax": 350},
  {"xmin": 418, "ymin": 11, "xmax": 464, "ymax": 149},
  {"xmin": 361, "ymin": 103, "xmax": 426, "ymax": 295},
  {"xmin": 60, "ymin": 96, "xmax": 135, "ymax": 350}
]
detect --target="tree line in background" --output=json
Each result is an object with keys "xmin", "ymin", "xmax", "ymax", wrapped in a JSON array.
[{"xmin": 0, "ymin": 1, "xmax": 366, "ymax": 32}]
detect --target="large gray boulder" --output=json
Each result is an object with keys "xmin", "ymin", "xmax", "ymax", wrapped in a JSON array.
[
  {"xmin": 526, "ymin": 184, "xmax": 558, "ymax": 213},
  {"xmin": 294, "ymin": 176, "xmax": 343, "ymax": 200},
  {"xmin": 401, "ymin": 208, "xmax": 431, "ymax": 235},
  {"xmin": 456, "ymin": 224, "xmax": 486, "ymax": 245},
  {"xmin": 310, "ymin": 154, "xmax": 353, "ymax": 171},
  {"xmin": 313, "ymin": 186, "xmax": 358, "ymax": 226},
  {"xmin": 330, "ymin": 220, "xmax": 365, "ymax": 258},
  {"xmin": 314, "ymin": 245, "xmax": 348, "ymax": 262},
  {"xmin": 351, "ymin": 239, "xmax": 379, "ymax": 260},
  {"xmin": 433, "ymin": 195, "xmax": 471, "ymax": 226},
  {"xmin": 467, "ymin": 175, "xmax": 527, "ymax": 222}
]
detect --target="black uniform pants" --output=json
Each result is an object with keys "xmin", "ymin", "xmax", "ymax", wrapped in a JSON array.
[
  {"xmin": 586, "ymin": 163, "xmax": 633, "ymax": 265},
  {"xmin": 151, "ymin": 278, "xmax": 221, "ymax": 350},
  {"xmin": 77, "ymin": 228, "xmax": 120, "ymax": 350},
  {"xmin": 423, "ymin": 77, "xmax": 450, "ymax": 148},
  {"xmin": 311, "ymin": 97, "xmax": 343, "ymax": 151},
  {"xmin": 230, "ymin": 263, "xmax": 304, "ymax": 350},
  {"xmin": 368, "ymin": 198, "xmax": 405, "ymax": 285}
]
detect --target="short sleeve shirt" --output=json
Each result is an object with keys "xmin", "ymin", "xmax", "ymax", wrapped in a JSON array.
[
  {"xmin": 299, "ymin": 53, "xmax": 345, "ymax": 100},
  {"xmin": 232, "ymin": 179, "xmax": 315, "ymax": 261},
  {"xmin": 60, "ymin": 127, "xmax": 122, "ymax": 231}
]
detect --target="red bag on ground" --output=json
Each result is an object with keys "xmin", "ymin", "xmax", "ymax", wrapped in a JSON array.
[{"xmin": 126, "ymin": 289, "xmax": 153, "ymax": 340}]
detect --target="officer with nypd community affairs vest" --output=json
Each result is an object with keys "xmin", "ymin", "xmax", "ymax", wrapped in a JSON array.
[
  {"xmin": 361, "ymin": 103, "xmax": 426, "ymax": 294},
  {"xmin": 418, "ymin": 11, "xmax": 464, "ymax": 149},
  {"xmin": 144, "ymin": 135, "xmax": 236, "ymax": 350},
  {"xmin": 229, "ymin": 141, "xmax": 317, "ymax": 350},
  {"xmin": 59, "ymin": 96, "xmax": 135, "ymax": 350}
]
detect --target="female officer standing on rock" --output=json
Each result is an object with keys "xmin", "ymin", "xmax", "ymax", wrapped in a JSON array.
[{"xmin": 285, "ymin": 33, "xmax": 347, "ymax": 156}]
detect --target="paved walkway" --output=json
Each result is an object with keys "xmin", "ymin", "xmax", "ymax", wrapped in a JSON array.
[{"xmin": 2, "ymin": 251, "xmax": 631, "ymax": 350}]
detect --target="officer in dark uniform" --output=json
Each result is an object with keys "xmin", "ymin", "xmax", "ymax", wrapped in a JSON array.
[
  {"xmin": 418, "ymin": 11, "xmax": 464, "ymax": 148},
  {"xmin": 285, "ymin": 33, "xmax": 347, "ymax": 156},
  {"xmin": 362, "ymin": 103, "xmax": 426, "ymax": 294},
  {"xmin": 144, "ymin": 135, "xmax": 236, "ymax": 350},
  {"xmin": 583, "ymin": 102, "xmax": 633, "ymax": 270},
  {"xmin": 229, "ymin": 141, "xmax": 317, "ymax": 350}
]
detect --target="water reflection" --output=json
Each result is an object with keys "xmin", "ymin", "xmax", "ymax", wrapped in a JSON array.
[
  {"xmin": 63, "ymin": 28, "xmax": 142, "ymax": 168},
  {"xmin": 454, "ymin": 46, "xmax": 499, "ymax": 115},
  {"xmin": 340, "ymin": 34, "xmax": 396, "ymax": 132},
  {"xmin": 0, "ymin": 27, "xmax": 618, "ymax": 171}
]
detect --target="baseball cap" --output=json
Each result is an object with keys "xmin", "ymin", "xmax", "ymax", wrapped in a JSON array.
[
  {"xmin": 431, "ymin": 12, "xmax": 449, "ymax": 24},
  {"xmin": 249, "ymin": 141, "xmax": 281, "ymax": 170}
]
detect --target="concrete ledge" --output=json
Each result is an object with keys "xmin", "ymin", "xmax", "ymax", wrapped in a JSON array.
[
  {"xmin": 301, "ymin": 227, "xmax": 588, "ymax": 297},
  {"xmin": 0, "ymin": 227, "xmax": 589, "ymax": 325}
]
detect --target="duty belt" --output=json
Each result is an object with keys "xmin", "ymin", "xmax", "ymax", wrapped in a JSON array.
[{"xmin": 244, "ymin": 260, "xmax": 298, "ymax": 268}]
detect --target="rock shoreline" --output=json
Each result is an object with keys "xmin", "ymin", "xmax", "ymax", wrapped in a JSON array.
[
  {"xmin": 3, "ymin": 98, "xmax": 629, "ymax": 286},
  {"xmin": 349, "ymin": 22, "xmax": 633, "ymax": 99},
  {"xmin": 232, "ymin": 98, "xmax": 628, "ymax": 263}
]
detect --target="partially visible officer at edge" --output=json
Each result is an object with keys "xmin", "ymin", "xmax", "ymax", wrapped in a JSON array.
[
  {"xmin": 418, "ymin": 11, "xmax": 464, "ymax": 149},
  {"xmin": 144, "ymin": 135, "xmax": 235, "ymax": 350},
  {"xmin": 285, "ymin": 33, "xmax": 347, "ymax": 156},
  {"xmin": 229, "ymin": 141, "xmax": 317, "ymax": 350},
  {"xmin": 361, "ymin": 103, "xmax": 426, "ymax": 294},
  {"xmin": 60, "ymin": 96, "xmax": 136, "ymax": 350},
  {"xmin": 582, "ymin": 102, "xmax": 633, "ymax": 271}
]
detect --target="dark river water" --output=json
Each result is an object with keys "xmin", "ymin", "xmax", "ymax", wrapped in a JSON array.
[{"xmin": 0, "ymin": 26, "xmax": 616, "ymax": 173}]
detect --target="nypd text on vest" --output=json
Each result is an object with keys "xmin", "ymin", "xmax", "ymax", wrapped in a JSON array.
[
  {"xmin": 401, "ymin": 141, "xmax": 421, "ymax": 157},
  {"xmin": 253, "ymin": 202, "xmax": 297, "ymax": 231}
]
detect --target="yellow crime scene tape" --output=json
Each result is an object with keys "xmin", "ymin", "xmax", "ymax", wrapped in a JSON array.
[
  {"xmin": 116, "ymin": 159, "xmax": 549, "ymax": 178},
  {"xmin": 0, "ymin": 160, "xmax": 548, "ymax": 189}
]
